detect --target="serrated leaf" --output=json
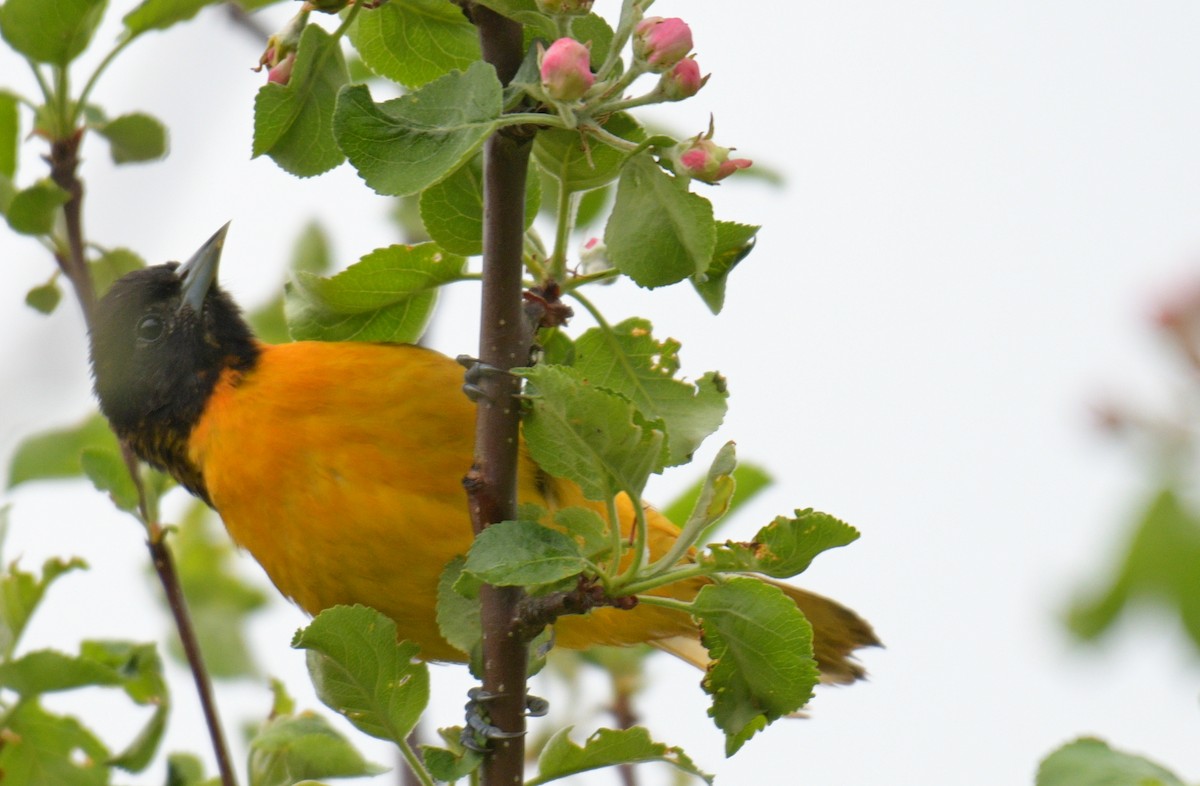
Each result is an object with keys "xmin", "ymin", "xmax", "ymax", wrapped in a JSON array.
[
  {"xmin": 0, "ymin": 556, "xmax": 87, "ymax": 659},
  {"xmin": 574, "ymin": 317, "xmax": 727, "ymax": 466},
  {"xmin": 419, "ymin": 155, "xmax": 540, "ymax": 256},
  {"xmin": 0, "ymin": 699, "xmax": 110, "ymax": 786},
  {"xmin": 690, "ymin": 578, "xmax": 819, "ymax": 756},
  {"xmin": 284, "ymin": 242, "xmax": 466, "ymax": 342},
  {"xmin": 122, "ymin": 0, "xmax": 220, "ymax": 35},
  {"xmin": 347, "ymin": 0, "xmax": 480, "ymax": 88},
  {"xmin": 80, "ymin": 446, "xmax": 139, "ymax": 512},
  {"xmin": 605, "ymin": 154, "xmax": 715, "ymax": 288},
  {"xmin": 292, "ymin": 605, "xmax": 430, "ymax": 744},
  {"xmin": 253, "ymin": 24, "xmax": 349, "ymax": 177},
  {"xmin": 333, "ymin": 62, "xmax": 503, "ymax": 196},
  {"xmin": 528, "ymin": 726, "xmax": 713, "ymax": 786},
  {"xmin": 6, "ymin": 178, "xmax": 69, "ymax": 235},
  {"xmin": 8, "ymin": 413, "xmax": 119, "ymax": 488},
  {"xmin": 534, "ymin": 112, "xmax": 645, "ymax": 193},
  {"xmin": 92, "ymin": 112, "xmax": 168, "ymax": 164},
  {"xmin": 0, "ymin": 90, "xmax": 17, "ymax": 178},
  {"xmin": 463, "ymin": 520, "xmax": 586, "ymax": 586},
  {"xmin": 249, "ymin": 712, "xmax": 388, "ymax": 786},
  {"xmin": 692, "ymin": 221, "xmax": 759, "ymax": 314},
  {"xmin": 1036, "ymin": 737, "xmax": 1187, "ymax": 786},
  {"xmin": 701, "ymin": 509, "xmax": 860, "ymax": 579},
  {"xmin": 25, "ymin": 279, "xmax": 62, "ymax": 314},
  {"xmin": 91, "ymin": 247, "xmax": 145, "ymax": 297},
  {"xmin": 520, "ymin": 364, "xmax": 666, "ymax": 500},
  {"xmin": 0, "ymin": 0, "xmax": 106, "ymax": 66}
]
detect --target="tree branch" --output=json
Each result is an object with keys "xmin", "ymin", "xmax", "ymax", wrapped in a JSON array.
[{"xmin": 464, "ymin": 4, "xmax": 535, "ymax": 785}]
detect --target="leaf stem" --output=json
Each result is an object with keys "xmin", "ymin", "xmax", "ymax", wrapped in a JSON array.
[
  {"xmin": 616, "ymin": 565, "xmax": 709, "ymax": 598},
  {"xmin": 396, "ymin": 735, "xmax": 438, "ymax": 786},
  {"xmin": 75, "ymin": 35, "xmax": 136, "ymax": 124},
  {"xmin": 548, "ymin": 181, "xmax": 577, "ymax": 281}
]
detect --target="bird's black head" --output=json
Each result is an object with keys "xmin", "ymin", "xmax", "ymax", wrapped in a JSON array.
[{"xmin": 88, "ymin": 224, "xmax": 259, "ymax": 500}]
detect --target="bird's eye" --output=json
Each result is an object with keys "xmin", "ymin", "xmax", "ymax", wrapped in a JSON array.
[{"xmin": 136, "ymin": 315, "xmax": 164, "ymax": 343}]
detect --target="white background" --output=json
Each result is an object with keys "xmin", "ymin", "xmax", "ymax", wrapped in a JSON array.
[{"xmin": 2, "ymin": 2, "xmax": 1200, "ymax": 784}]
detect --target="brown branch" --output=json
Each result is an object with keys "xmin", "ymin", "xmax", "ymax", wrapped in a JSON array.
[
  {"xmin": 49, "ymin": 131, "xmax": 237, "ymax": 786},
  {"xmin": 463, "ymin": 4, "xmax": 536, "ymax": 785}
]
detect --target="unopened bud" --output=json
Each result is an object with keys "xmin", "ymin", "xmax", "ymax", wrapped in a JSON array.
[
  {"xmin": 633, "ymin": 17, "xmax": 693, "ymax": 72},
  {"xmin": 661, "ymin": 57, "xmax": 707, "ymax": 100},
  {"xmin": 540, "ymin": 38, "xmax": 595, "ymax": 101},
  {"xmin": 672, "ymin": 131, "xmax": 752, "ymax": 183}
]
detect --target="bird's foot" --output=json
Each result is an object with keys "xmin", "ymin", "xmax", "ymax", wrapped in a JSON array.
[
  {"xmin": 455, "ymin": 355, "xmax": 514, "ymax": 403},
  {"xmin": 459, "ymin": 687, "xmax": 549, "ymax": 753}
]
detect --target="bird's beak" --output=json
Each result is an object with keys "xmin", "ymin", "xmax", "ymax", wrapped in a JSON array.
[{"xmin": 177, "ymin": 222, "xmax": 230, "ymax": 314}]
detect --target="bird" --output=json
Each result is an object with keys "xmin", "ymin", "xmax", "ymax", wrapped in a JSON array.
[{"xmin": 87, "ymin": 224, "xmax": 878, "ymax": 683}]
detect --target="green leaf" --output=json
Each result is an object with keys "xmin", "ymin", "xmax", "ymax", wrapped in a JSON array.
[
  {"xmin": 0, "ymin": 556, "xmax": 87, "ymax": 659},
  {"xmin": 122, "ymin": 0, "xmax": 221, "ymax": 35},
  {"xmin": 79, "ymin": 640, "xmax": 169, "ymax": 773},
  {"xmin": 662, "ymin": 462, "xmax": 772, "ymax": 531},
  {"xmin": 528, "ymin": 726, "xmax": 713, "ymax": 786},
  {"xmin": 552, "ymin": 506, "xmax": 610, "ymax": 560},
  {"xmin": 0, "ymin": 90, "xmax": 17, "ymax": 178},
  {"xmin": 419, "ymin": 155, "xmax": 541, "ymax": 256},
  {"xmin": 285, "ymin": 242, "xmax": 466, "ymax": 342},
  {"xmin": 0, "ymin": 0, "xmax": 106, "ymax": 66},
  {"xmin": 249, "ymin": 711, "xmax": 388, "ymax": 786},
  {"xmin": 692, "ymin": 221, "xmax": 759, "ymax": 314},
  {"xmin": 1036, "ymin": 737, "xmax": 1187, "ymax": 786},
  {"xmin": 574, "ymin": 317, "xmax": 727, "ymax": 466},
  {"xmin": 347, "ymin": 0, "xmax": 480, "ymax": 88},
  {"xmin": 91, "ymin": 112, "xmax": 168, "ymax": 164},
  {"xmin": 6, "ymin": 178, "xmax": 69, "ymax": 235},
  {"xmin": 464, "ymin": 520, "xmax": 586, "ymax": 587},
  {"xmin": 90, "ymin": 247, "xmax": 145, "ymax": 297},
  {"xmin": 292, "ymin": 605, "xmax": 430, "ymax": 744},
  {"xmin": 605, "ymin": 154, "xmax": 716, "ymax": 288},
  {"xmin": 520, "ymin": 364, "xmax": 667, "ymax": 500},
  {"xmin": 421, "ymin": 726, "xmax": 484, "ymax": 782},
  {"xmin": 534, "ymin": 112, "xmax": 645, "ymax": 193},
  {"xmin": 8, "ymin": 413, "xmax": 119, "ymax": 489},
  {"xmin": 248, "ymin": 221, "xmax": 332, "ymax": 343},
  {"xmin": 25, "ymin": 279, "xmax": 62, "ymax": 314},
  {"xmin": 253, "ymin": 24, "xmax": 349, "ymax": 177},
  {"xmin": 664, "ymin": 441, "xmax": 737, "ymax": 557},
  {"xmin": 79, "ymin": 446, "xmax": 139, "ymax": 512},
  {"xmin": 435, "ymin": 556, "xmax": 479, "ymax": 661},
  {"xmin": 0, "ymin": 699, "xmax": 110, "ymax": 786},
  {"xmin": 701, "ymin": 509, "xmax": 861, "ymax": 579},
  {"xmin": 333, "ymin": 62, "xmax": 503, "ymax": 196},
  {"xmin": 1068, "ymin": 488, "xmax": 1200, "ymax": 649},
  {"xmin": 690, "ymin": 578, "xmax": 819, "ymax": 756},
  {"xmin": 165, "ymin": 753, "xmax": 212, "ymax": 786},
  {"xmin": 474, "ymin": 0, "xmax": 553, "ymax": 32}
]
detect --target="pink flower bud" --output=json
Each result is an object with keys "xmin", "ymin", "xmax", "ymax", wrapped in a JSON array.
[
  {"xmin": 673, "ymin": 134, "xmax": 752, "ymax": 183},
  {"xmin": 661, "ymin": 57, "xmax": 707, "ymax": 100},
  {"xmin": 580, "ymin": 237, "xmax": 613, "ymax": 276},
  {"xmin": 268, "ymin": 51, "xmax": 297, "ymax": 85},
  {"xmin": 634, "ymin": 17, "xmax": 693, "ymax": 72},
  {"xmin": 540, "ymin": 38, "xmax": 595, "ymax": 101}
]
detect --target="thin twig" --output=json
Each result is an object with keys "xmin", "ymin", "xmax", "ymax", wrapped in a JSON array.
[{"xmin": 49, "ymin": 132, "xmax": 238, "ymax": 786}]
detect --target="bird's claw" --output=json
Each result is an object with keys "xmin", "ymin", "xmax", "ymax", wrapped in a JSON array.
[
  {"xmin": 460, "ymin": 687, "xmax": 549, "ymax": 752},
  {"xmin": 456, "ymin": 355, "xmax": 512, "ymax": 403}
]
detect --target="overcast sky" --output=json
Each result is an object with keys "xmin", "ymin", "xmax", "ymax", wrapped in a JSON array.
[{"xmin": 3, "ymin": 2, "xmax": 1200, "ymax": 784}]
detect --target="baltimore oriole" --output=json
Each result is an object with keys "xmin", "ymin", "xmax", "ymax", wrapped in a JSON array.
[{"xmin": 87, "ymin": 225, "xmax": 877, "ymax": 682}]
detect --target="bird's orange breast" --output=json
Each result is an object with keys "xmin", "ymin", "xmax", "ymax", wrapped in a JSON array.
[{"xmin": 185, "ymin": 341, "xmax": 696, "ymax": 660}]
